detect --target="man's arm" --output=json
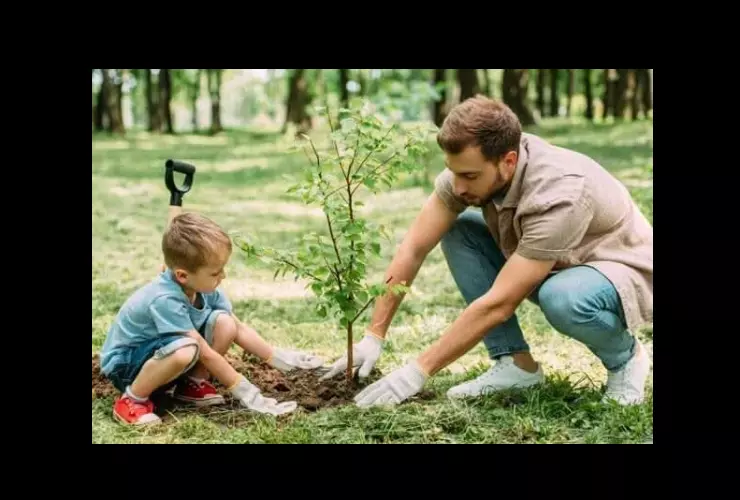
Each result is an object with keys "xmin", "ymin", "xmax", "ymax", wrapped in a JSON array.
[
  {"xmin": 367, "ymin": 192, "xmax": 459, "ymax": 338},
  {"xmin": 416, "ymin": 253, "xmax": 555, "ymax": 376}
]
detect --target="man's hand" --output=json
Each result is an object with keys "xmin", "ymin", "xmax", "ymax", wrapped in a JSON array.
[
  {"xmin": 353, "ymin": 361, "xmax": 428, "ymax": 407},
  {"xmin": 268, "ymin": 347, "xmax": 324, "ymax": 372},
  {"xmin": 319, "ymin": 333, "xmax": 384, "ymax": 381}
]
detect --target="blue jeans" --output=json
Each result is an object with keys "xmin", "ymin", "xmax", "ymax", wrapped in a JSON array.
[
  {"xmin": 440, "ymin": 211, "xmax": 636, "ymax": 371},
  {"xmin": 105, "ymin": 310, "xmax": 227, "ymax": 393}
]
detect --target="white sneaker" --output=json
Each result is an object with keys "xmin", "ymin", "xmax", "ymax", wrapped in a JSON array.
[
  {"xmin": 446, "ymin": 356, "xmax": 544, "ymax": 399},
  {"xmin": 602, "ymin": 340, "xmax": 651, "ymax": 405}
]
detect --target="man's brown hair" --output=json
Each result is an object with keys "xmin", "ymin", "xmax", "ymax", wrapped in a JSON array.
[
  {"xmin": 162, "ymin": 212, "xmax": 232, "ymax": 271},
  {"xmin": 437, "ymin": 95, "xmax": 522, "ymax": 162}
]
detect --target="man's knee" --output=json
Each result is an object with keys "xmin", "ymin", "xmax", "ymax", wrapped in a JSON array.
[{"xmin": 537, "ymin": 279, "xmax": 586, "ymax": 332}]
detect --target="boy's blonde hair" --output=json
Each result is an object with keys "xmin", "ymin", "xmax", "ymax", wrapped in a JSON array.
[{"xmin": 162, "ymin": 212, "xmax": 232, "ymax": 271}]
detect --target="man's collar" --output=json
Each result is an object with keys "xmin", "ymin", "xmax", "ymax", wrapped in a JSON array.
[{"xmin": 493, "ymin": 135, "xmax": 529, "ymax": 210}]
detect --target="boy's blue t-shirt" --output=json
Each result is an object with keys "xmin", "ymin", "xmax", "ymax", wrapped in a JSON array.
[{"xmin": 99, "ymin": 269, "xmax": 232, "ymax": 375}]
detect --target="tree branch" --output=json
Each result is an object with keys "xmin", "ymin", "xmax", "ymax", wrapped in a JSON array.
[
  {"xmin": 326, "ymin": 111, "xmax": 347, "ymax": 181},
  {"xmin": 303, "ymin": 134, "xmax": 344, "ymax": 269},
  {"xmin": 352, "ymin": 124, "xmax": 396, "ymax": 179},
  {"xmin": 274, "ymin": 257, "xmax": 320, "ymax": 282},
  {"xmin": 350, "ymin": 151, "xmax": 400, "ymax": 196},
  {"xmin": 350, "ymin": 276, "xmax": 393, "ymax": 324}
]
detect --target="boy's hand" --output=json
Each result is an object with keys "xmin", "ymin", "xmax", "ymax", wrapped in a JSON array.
[
  {"xmin": 268, "ymin": 348, "xmax": 325, "ymax": 372},
  {"xmin": 319, "ymin": 332, "xmax": 384, "ymax": 381},
  {"xmin": 230, "ymin": 376, "xmax": 297, "ymax": 416}
]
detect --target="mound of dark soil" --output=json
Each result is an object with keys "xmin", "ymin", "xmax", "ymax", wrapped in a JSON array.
[{"xmin": 93, "ymin": 352, "xmax": 433, "ymax": 418}]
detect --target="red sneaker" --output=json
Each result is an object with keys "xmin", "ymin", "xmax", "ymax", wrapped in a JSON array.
[
  {"xmin": 113, "ymin": 396, "xmax": 161, "ymax": 426},
  {"xmin": 173, "ymin": 378, "xmax": 225, "ymax": 406}
]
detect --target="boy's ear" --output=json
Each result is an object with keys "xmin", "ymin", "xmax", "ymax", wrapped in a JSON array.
[{"xmin": 173, "ymin": 268, "xmax": 189, "ymax": 283}]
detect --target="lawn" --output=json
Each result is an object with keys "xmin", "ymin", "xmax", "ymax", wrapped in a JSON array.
[{"xmin": 91, "ymin": 117, "xmax": 653, "ymax": 444}]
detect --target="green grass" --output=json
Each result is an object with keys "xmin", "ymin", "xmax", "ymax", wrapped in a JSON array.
[{"xmin": 92, "ymin": 118, "xmax": 653, "ymax": 444}]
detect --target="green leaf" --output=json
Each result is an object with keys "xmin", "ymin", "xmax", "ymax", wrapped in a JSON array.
[{"xmin": 371, "ymin": 242, "xmax": 381, "ymax": 255}]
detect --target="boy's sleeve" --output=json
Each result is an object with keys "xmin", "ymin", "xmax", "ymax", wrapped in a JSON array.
[
  {"xmin": 148, "ymin": 296, "xmax": 196, "ymax": 334},
  {"xmin": 210, "ymin": 287, "xmax": 233, "ymax": 313}
]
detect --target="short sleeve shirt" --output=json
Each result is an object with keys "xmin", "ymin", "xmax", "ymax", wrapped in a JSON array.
[
  {"xmin": 434, "ymin": 132, "xmax": 653, "ymax": 333},
  {"xmin": 99, "ymin": 269, "xmax": 233, "ymax": 374}
]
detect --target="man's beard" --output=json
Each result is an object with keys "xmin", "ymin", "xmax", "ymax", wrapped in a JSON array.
[{"xmin": 475, "ymin": 169, "xmax": 509, "ymax": 207}]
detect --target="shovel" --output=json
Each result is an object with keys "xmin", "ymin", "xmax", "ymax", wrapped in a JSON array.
[
  {"xmin": 161, "ymin": 159, "xmax": 196, "ymax": 271},
  {"xmin": 164, "ymin": 159, "xmax": 196, "ymax": 224}
]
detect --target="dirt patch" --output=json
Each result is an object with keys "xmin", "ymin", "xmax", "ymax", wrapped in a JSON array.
[
  {"xmin": 92, "ymin": 354, "xmax": 119, "ymax": 399},
  {"xmin": 92, "ymin": 352, "xmax": 435, "ymax": 421}
]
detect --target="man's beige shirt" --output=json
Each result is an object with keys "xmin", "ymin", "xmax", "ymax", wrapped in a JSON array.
[{"xmin": 434, "ymin": 132, "xmax": 653, "ymax": 334}]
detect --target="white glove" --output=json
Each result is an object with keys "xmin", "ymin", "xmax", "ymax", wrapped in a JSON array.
[
  {"xmin": 319, "ymin": 333, "xmax": 384, "ymax": 381},
  {"xmin": 268, "ymin": 347, "xmax": 324, "ymax": 372},
  {"xmin": 229, "ymin": 376, "xmax": 298, "ymax": 416},
  {"xmin": 353, "ymin": 360, "xmax": 428, "ymax": 408}
]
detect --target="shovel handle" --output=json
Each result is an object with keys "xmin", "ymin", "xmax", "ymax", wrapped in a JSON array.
[{"xmin": 165, "ymin": 159, "xmax": 196, "ymax": 206}]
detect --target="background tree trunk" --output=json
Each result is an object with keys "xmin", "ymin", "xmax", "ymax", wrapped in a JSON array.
[
  {"xmin": 159, "ymin": 69, "xmax": 174, "ymax": 134},
  {"xmin": 208, "ymin": 69, "xmax": 223, "ymax": 134},
  {"xmin": 584, "ymin": 69, "xmax": 594, "ymax": 121},
  {"xmin": 536, "ymin": 69, "xmax": 546, "ymax": 118},
  {"xmin": 432, "ymin": 69, "xmax": 447, "ymax": 126},
  {"xmin": 614, "ymin": 69, "xmax": 629, "ymax": 119},
  {"xmin": 566, "ymin": 69, "xmax": 575, "ymax": 117},
  {"xmin": 502, "ymin": 69, "xmax": 536, "ymax": 126},
  {"xmin": 146, "ymin": 69, "xmax": 161, "ymax": 132},
  {"xmin": 101, "ymin": 69, "xmax": 124, "ymax": 135},
  {"xmin": 457, "ymin": 69, "xmax": 480, "ymax": 101},
  {"xmin": 549, "ymin": 69, "xmax": 559, "ymax": 117},
  {"xmin": 339, "ymin": 69, "xmax": 350, "ymax": 108}
]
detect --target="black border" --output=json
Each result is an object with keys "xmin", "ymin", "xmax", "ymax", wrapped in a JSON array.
[{"xmin": 78, "ymin": 65, "xmax": 668, "ymax": 464}]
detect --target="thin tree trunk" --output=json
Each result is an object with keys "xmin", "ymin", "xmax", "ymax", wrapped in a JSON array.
[
  {"xmin": 116, "ymin": 70, "xmax": 124, "ymax": 128},
  {"xmin": 432, "ymin": 69, "xmax": 447, "ymax": 126},
  {"xmin": 102, "ymin": 69, "xmax": 125, "ymax": 135},
  {"xmin": 536, "ymin": 69, "xmax": 546, "ymax": 118},
  {"xmin": 584, "ymin": 69, "xmax": 594, "ymax": 121},
  {"xmin": 458, "ymin": 69, "xmax": 480, "ymax": 101},
  {"xmin": 282, "ymin": 69, "xmax": 311, "ymax": 135},
  {"xmin": 94, "ymin": 70, "xmax": 106, "ymax": 131},
  {"xmin": 566, "ymin": 69, "xmax": 575, "ymax": 117},
  {"xmin": 339, "ymin": 69, "xmax": 350, "ymax": 108},
  {"xmin": 629, "ymin": 69, "xmax": 640, "ymax": 121},
  {"xmin": 482, "ymin": 69, "xmax": 492, "ymax": 96},
  {"xmin": 502, "ymin": 69, "xmax": 536, "ymax": 126},
  {"xmin": 146, "ymin": 69, "xmax": 160, "ymax": 132},
  {"xmin": 159, "ymin": 69, "xmax": 174, "ymax": 134},
  {"xmin": 638, "ymin": 69, "xmax": 652, "ymax": 118},
  {"xmin": 549, "ymin": 69, "xmax": 559, "ymax": 117},
  {"xmin": 602, "ymin": 69, "xmax": 612, "ymax": 120},
  {"xmin": 357, "ymin": 69, "xmax": 367, "ymax": 96},
  {"xmin": 191, "ymin": 69, "xmax": 201, "ymax": 131},
  {"xmin": 614, "ymin": 69, "xmax": 629, "ymax": 119},
  {"xmin": 208, "ymin": 69, "xmax": 223, "ymax": 134}
]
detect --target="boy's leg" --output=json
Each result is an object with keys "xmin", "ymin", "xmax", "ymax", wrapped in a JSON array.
[
  {"xmin": 442, "ymin": 211, "xmax": 544, "ymax": 399},
  {"xmin": 108, "ymin": 336, "xmax": 200, "ymax": 425},
  {"xmin": 535, "ymin": 265, "xmax": 651, "ymax": 405},
  {"xmin": 174, "ymin": 311, "xmax": 237, "ymax": 406}
]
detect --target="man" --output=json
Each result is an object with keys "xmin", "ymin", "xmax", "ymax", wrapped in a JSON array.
[{"xmin": 320, "ymin": 95, "xmax": 653, "ymax": 408}]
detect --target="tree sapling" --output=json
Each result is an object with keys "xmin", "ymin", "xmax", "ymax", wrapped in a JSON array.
[{"xmin": 236, "ymin": 103, "xmax": 437, "ymax": 384}]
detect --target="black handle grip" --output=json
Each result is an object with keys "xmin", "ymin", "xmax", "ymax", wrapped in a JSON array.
[
  {"xmin": 164, "ymin": 159, "xmax": 196, "ymax": 206},
  {"xmin": 166, "ymin": 159, "xmax": 196, "ymax": 175}
]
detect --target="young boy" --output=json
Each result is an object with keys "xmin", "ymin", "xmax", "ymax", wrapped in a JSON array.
[{"xmin": 99, "ymin": 212, "xmax": 324, "ymax": 425}]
